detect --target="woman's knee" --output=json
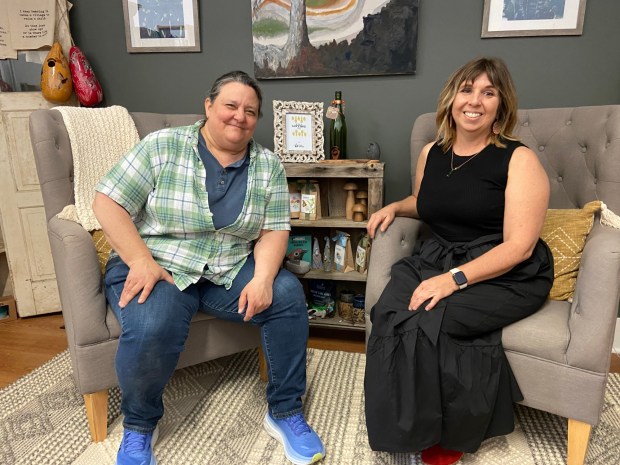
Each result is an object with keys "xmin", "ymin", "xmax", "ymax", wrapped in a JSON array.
[
  {"xmin": 272, "ymin": 270, "xmax": 305, "ymax": 308},
  {"xmin": 118, "ymin": 281, "xmax": 198, "ymax": 340}
]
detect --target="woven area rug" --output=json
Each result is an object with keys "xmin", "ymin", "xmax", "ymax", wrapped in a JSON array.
[{"xmin": 1, "ymin": 349, "xmax": 619, "ymax": 465}]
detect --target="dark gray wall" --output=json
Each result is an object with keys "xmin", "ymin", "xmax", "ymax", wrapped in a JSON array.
[{"xmin": 70, "ymin": 0, "xmax": 620, "ymax": 203}]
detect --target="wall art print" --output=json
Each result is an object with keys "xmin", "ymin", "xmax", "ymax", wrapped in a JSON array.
[
  {"xmin": 482, "ymin": 0, "xmax": 587, "ymax": 37},
  {"xmin": 251, "ymin": 0, "xmax": 419, "ymax": 79},
  {"xmin": 122, "ymin": 0, "xmax": 200, "ymax": 52}
]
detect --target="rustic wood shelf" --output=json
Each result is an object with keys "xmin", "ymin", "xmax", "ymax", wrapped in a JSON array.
[{"xmin": 282, "ymin": 159, "xmax": 385, "ymax": 340}]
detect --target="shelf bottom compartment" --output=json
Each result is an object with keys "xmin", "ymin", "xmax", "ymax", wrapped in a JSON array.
[{"xmin": 308, "ymin": 316, "xmax": 365, "ymax": 332}]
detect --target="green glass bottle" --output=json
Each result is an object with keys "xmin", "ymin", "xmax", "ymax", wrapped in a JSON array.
[{"xmin": 329, "ymin": 91, "xmax": 347, "ymax": 160}]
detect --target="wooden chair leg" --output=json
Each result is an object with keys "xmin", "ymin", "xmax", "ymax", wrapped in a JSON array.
[
  {"xmin": 257, "ymin": 346, "xmax": 268, "ymax": 382},
  {"xmin": 567, "ymin": 418, "xmax": 592, "ymax": 465},
  {"xmin": 84, "ymin": 390, "xmax": 109, "ymax": 442}
]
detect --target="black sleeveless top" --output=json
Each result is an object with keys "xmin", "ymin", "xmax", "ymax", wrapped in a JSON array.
[{"xmin": 417, "ymin": 140, "xmax": 523, "ymax": 242}]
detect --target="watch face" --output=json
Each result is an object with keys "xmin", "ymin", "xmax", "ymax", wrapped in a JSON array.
[{"xmin": 453, "ymin": 271, "xmax": 467, "ymax": 286}]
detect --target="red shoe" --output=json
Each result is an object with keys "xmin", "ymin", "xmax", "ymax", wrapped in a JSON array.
[{"xmin": 420, "ymin": 444, "xmax": 464, "ymax": 465}]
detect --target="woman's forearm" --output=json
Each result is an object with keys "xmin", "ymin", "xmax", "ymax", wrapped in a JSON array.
[
  {"xmin": 253, "ymin": 229, "xmax": 289, "ymax": 282},
  {"xmin": 92, "ymin": 192, "xmax": 152, "ymax": 266}
]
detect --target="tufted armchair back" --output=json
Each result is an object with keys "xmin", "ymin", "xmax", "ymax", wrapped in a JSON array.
[{"xmin": 410, "ymin": 106, "xmax": 620, "ymax": 212}]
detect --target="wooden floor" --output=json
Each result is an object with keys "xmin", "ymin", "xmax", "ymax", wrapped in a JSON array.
[
  {"xmin": 0, "ymin": 312, "xmax": 365, "ymax": 389},
  {"xmin": 0, "ymin": 312, "xmax": 618, "ymax": 389},
  {"xmin": 0, "ymin": 312, "xmax": 67, "ymax": 388}
]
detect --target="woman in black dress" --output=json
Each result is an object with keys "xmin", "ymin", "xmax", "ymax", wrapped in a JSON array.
[{"xmin": 364, "ymin": 57, "xmax": 553, "ymax": 465}]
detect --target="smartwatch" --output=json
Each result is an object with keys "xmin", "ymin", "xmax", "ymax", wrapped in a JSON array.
[{"xmin": 450, "ymin": 268, "xmax": 468, "ymax": 290}]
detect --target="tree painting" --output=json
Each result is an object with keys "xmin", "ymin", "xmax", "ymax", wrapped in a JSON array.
[{"xmin": 251, "ymin": 0, "xmax": 419, "ymax": 79}]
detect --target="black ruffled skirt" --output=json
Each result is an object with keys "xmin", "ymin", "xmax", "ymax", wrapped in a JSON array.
[{"xmin": 364, "ymin": 234, "xmax": 553, "ymax": 453}]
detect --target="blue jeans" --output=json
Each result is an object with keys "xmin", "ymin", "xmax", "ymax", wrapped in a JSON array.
[{"xmin": 104, "ymin": 255, "xmax": 309, "ymax": 433}]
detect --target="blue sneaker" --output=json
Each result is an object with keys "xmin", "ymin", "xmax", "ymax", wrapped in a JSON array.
[
  {"xmin": 263, "ymin": 412, "xmax": 325, "ymax": 465},
  {"xmin": 116, "ymin": 427, "xmax": 158, "ymax": 465}
]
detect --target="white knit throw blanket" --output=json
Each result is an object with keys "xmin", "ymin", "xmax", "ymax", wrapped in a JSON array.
[{"xmin": 54, "ymin": 105, "xmax": 140, "ymax": 231}]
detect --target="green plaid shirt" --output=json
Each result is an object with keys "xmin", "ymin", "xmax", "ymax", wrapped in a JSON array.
[{"xmin": 96, "ymin": 120, "xmax": 290, "ymax": 290}]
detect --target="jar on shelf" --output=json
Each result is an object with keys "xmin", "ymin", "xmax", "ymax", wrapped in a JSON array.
[
  {"xmin": 353, "ymin": 294, "xmax": 365, "ymax": 325},
  {"xmin": 338, "ymin": 290, "xmax": 354, "ymax": 323}
]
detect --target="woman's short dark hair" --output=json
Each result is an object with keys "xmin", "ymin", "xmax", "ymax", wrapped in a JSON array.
[
  {"xmin": 206, "ymin": 70, "xmax": 263, "ymax": 117},
  {"xmin": 436, "ymin": 57, "xmax": 519, "ymax": 150}
]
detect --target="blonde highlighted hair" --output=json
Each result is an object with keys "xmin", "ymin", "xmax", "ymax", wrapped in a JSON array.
[{"xmin": 436, "ymin": 57, "xmax": 519, "ymax": 151}]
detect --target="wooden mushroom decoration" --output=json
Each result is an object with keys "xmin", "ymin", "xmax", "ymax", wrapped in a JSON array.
[
  {"xmin": 352, "ymin": 203, "xmax": 367, "ymax": 222},
  {"xmin": 344, "ymin": 182, "xmax": 358, "ymax": 220},
  {"xmin": 355, "ymin": 190, "xmax": 368, "ymax": 206}
]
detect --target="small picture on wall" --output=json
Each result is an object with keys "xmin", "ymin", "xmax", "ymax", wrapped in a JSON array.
[
  {"xmin": 482, "ymin": 0, "xmax": 587, "ymax": 37},
  {"xmin": 251, "ymin": 0, "xmax": 419, "ymax": 79},
  {"xmin": 122, "ymin": 0, "xmax": 201, "ymax": 52}
]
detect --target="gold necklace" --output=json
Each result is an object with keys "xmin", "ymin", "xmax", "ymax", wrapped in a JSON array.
[{"xmin": 446, "ymin": 148, "xmax": 482, "ymax": 177}]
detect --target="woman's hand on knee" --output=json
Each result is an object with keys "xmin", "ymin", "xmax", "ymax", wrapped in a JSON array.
[
  {"xmin": 119, "ymin": 257, "xmax": 174, "ymax": 308},
  {"xmin": 408, "ymin": 273, "xmax": 457, "ymax": 311},
  {"xmin": 238, "ymin": 277, "xmax": 273, "ymax": 322}
]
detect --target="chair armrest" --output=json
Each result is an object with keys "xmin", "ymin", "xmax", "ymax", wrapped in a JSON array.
[
  {"xmin": 567, "ymin": 222, "xmax": 620, "ymax": 372},
  {"xmin": 365, "ymin": 217, "xmax": 424, "ymax": 314},
  {"xmin": 47, "ymin": 216, "xmax": 113, "ymax": 347}
]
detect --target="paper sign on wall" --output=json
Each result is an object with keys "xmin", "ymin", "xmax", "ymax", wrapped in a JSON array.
[
  {"xmin": 7, "ymin": 0, "xmax": 55, "ymax": 51},
  {"xmin": 0, "ymin": 2, "xmax": 18, "ymax": 59}
]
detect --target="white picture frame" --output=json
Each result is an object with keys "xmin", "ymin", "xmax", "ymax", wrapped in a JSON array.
[
  {"xmin": 122, "ymin": 0, "xmax": 200, "ymax": 53},
  {"xmin": 273, "ymin": 100, "xmax": 324, "ymax": 163},
  {"xmin": 482, "ymin": 0, "xmax": 587, "ymax": 38}
]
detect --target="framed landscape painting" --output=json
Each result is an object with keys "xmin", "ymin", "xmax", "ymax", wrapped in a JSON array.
[{"xmin": 251, "ymin": 0, "xmax": 419, "ymax": 79}]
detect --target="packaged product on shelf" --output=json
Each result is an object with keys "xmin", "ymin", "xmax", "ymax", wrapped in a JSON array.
[
  {"xmin": 311, "ymin": 237, "xmax": 322, "ymax": 269},
  {"xmin": 288, "ymin": 181, "xmax": 301, "ymax": 219},
  {"xmin": 355, "ymin": 233, "xmax": 371, "ymax": 274},
  {"xmin": 307, "ymin": 280, "xmax": 335, "ymax": 318},
  {"xmin": 284, "ymin": 234, "xmax": 312, "ymax": 274},
  {"xmin": 300, "ymin": 179, "xmax": 321, "ymax": 220},
  {"xmin": 332, "ymin": 230, "xmax": 354, "ymax": 272},
  {"xmin": 323, "ymin": 235, "xmax": 333, "ymax": 272}
]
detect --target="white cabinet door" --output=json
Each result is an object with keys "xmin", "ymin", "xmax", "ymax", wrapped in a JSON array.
[{"xmin": 0, "ymin": 92, "xmax": 65, "ymax": 316}]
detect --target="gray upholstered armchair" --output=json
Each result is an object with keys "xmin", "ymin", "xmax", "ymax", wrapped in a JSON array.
[
  {"xmin": 365, "ymin": 105, "xmax": 620, "ymax": 465},
  {"xmin": 29, "ymin": 110, "xmax": 261, "ymax": 442}
]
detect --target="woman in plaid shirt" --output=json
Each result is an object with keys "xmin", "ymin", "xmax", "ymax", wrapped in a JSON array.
[{"xmin": 93, "ymin": 71, "xmax": 325, "ymax": 465}]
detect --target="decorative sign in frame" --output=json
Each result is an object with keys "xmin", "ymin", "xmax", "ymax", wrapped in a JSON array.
[
  {"xmin": 273, "ymin": 100, "xmax": 324, "ymax": 163},
  {"xmin": 122, "ymin": 0, "xmax": 200, "ymax": 53}
]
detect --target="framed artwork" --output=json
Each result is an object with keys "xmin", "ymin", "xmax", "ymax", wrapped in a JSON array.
[
  {"xmin": 273, "ymin": 101, "xmax": 324, "ymax": 163},
  {"xmin": 251, "ymin": 0, "xmax": 419, "ymax": 79},
  {"xmin": 122, "ymin": 0, "xmax": 200, "ymax": 52},
  {"xmin": 482, "ymin": 0, "xmax": 587, "ymax": 37}
]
